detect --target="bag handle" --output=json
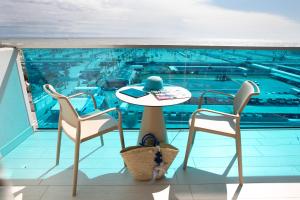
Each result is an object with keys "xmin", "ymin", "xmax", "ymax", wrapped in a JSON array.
[{"xmin": 140, "ymin": 133, "xmax": 160, "ymax": 147}]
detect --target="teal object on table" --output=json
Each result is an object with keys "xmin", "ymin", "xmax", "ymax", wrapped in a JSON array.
[{"xmin": 143, "ymin": 76, "xmax": 164, "ymax": 91}]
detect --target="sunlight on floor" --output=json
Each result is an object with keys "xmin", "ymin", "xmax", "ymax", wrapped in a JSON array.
[{"xmin": 1, "ymin": 129, "xmax": 300, "ymax": 199}]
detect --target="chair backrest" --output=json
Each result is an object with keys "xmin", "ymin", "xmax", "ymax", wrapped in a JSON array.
[
  {"xmin": 233, "ymin": 81, "xmax": 260, "ymax": 115},
  {"xmin": 43, "ymin": 84, "xmax": 79, "ymax": 127}
]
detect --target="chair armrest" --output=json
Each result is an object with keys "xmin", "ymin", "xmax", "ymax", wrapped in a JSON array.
[
  {"xmin": 190, "ymin": 108, "xmax": 239, "ymax": 127},
  {"xmin": 193, "ymin": 108, "xmax": 238, "ymax": 118},
  {"xmin": 198, "ymin": 90, "xmax": 234, "ymax": 108},
  {"xmin": 79, "ymin": 107, "xmax": 121, "ymax": 122},
  {"xmin": 68, "ymin": 92, "xmax": 97, "ymax": 109}
]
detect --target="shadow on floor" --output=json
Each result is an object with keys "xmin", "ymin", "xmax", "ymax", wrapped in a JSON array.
[
  {"xmin": 7, "ymin": 151, "xmax": 300, "ymax": 199},
  {"xmin": 8, "ymin": 162, "xmax": 245, "ymax": 200}
]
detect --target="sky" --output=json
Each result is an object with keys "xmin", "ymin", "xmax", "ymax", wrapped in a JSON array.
[{"xmin": 0, "ymin": 0, "xmax": 300, "ymax": 44}]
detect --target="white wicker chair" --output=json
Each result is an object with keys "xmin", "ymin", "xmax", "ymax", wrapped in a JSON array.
[
  {"xmin": 183, "ymin": 80, "xmax": 260, "ymax": 184},
  {"xmin": 43, "ymin": 84, "xmax": 125, "ymax": 196}
]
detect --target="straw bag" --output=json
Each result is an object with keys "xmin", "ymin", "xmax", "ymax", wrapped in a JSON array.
[{"xmin": 121, "ymin": 143, "xmax": 178, "ymax": 181}]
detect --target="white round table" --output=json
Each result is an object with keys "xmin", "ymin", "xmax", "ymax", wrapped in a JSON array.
[{"xmin": 116, "ymin": 85, "xmax": 191, "ymax": 143}]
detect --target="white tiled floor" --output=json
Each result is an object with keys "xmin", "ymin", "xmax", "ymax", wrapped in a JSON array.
[{"xmin": 1, "ymin": 129, "xmax": 300, "ymax": 199}]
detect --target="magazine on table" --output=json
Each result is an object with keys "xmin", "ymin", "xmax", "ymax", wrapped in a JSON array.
[{"xmin": 152, "ymin": 88, "xmax": 189, "ymax": 100}]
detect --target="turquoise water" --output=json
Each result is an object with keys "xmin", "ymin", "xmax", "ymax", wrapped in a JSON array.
[{"xmin": 22, "ymin": 48, "xmax": 300, "ymax": 129}]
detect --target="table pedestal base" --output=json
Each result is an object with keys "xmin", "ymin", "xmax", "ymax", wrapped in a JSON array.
[{"xmin": 138, "ymin": 106, "xmax": 168, "ymax": 143}]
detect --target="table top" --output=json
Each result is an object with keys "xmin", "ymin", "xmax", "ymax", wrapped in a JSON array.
[{"xmin": 116, "ymin": 85, "xmax": 191, "ymax": 107}]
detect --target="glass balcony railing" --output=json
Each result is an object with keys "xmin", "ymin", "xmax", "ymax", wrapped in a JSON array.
[{"xmin": 22, "ymin": 48, "xmax": 300, "ymax": 129}]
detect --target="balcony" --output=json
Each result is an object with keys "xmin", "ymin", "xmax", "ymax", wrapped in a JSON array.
[
  {"xmin": 2, "ymin": 0, "xmax": 300, "ymax": 198},
  {"xmin": 1, "ymin": 47, "xmax": 300, "ymax": 199}
]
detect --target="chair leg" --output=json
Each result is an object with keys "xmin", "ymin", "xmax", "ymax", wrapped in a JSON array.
[
  {"xmin": 56, "ymin": 124, "xmax": 62, "ymax": 165},
  {"xmin": 191, "ymin": 129, "xmax": 196, "ymax": 147},
  {"xmin": 118, "ymin": 126, "xmax": 125, "ymax": 149},
  {"xmin": 72, "ymin": 140, "xmax": 80, "ymax": 196},
  {"xmin": 183, "ymin": 128, "xmax": 195, "ymax": 170},
  {"xmin": 100, "ymin": 135, "xmax": 104, "ymax": 146},
  {"xmin": 118, "ymin": 126, "xmax": 126, "ymax": 167},
  {"xmin": 236, "ymin": 134, "xmax": 244, "ymax": 184}
]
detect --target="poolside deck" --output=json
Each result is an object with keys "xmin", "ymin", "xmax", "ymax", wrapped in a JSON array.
[{"xmin": 1, "ymin": 128, "xmax": 300, "ymax": 199}]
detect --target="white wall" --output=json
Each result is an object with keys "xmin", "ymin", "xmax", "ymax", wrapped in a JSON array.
[{"xmin": 0, "ymin": 48, "xmax": 33, "ymax": 156}]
